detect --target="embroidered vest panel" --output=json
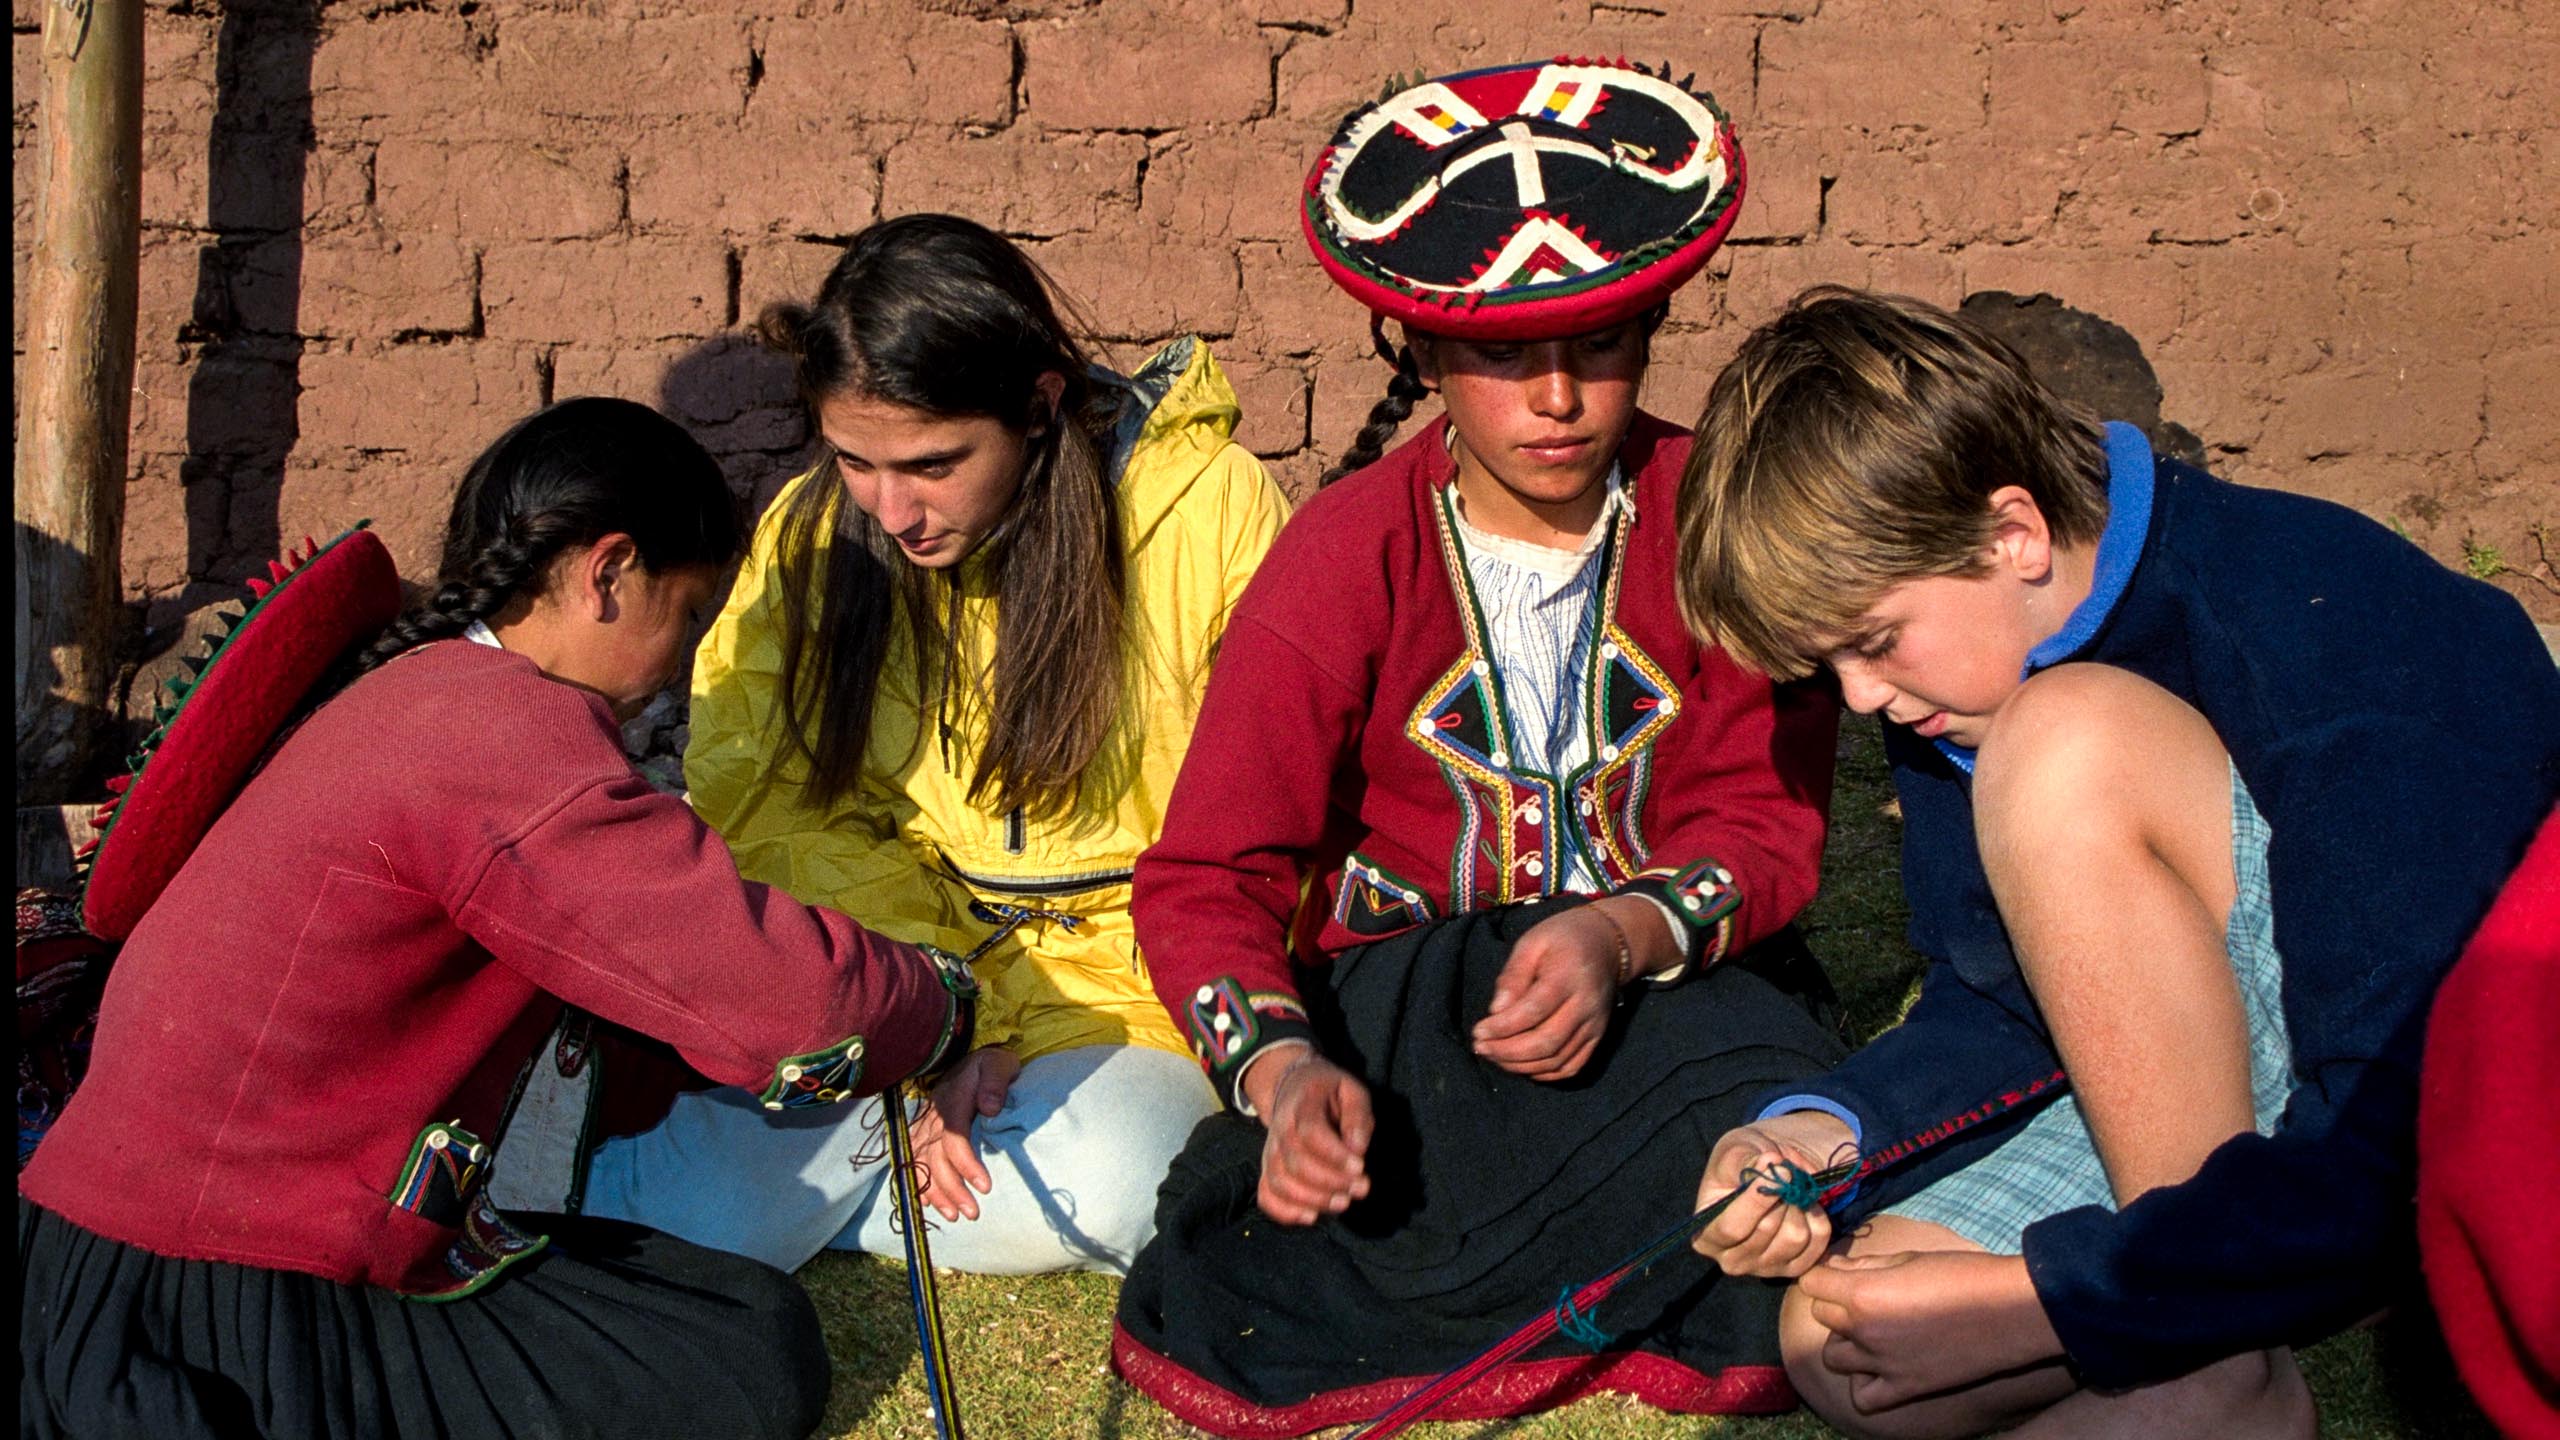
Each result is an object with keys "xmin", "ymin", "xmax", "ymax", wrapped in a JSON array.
[{"xmin": 1401, "ymin": 487, "xmax": 1682, "ymax": 915}]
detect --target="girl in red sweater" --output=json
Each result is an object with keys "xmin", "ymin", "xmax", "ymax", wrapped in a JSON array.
[
  {"xmin": 19, "ymin": 398, "xmax": 971, "ymax": 1440},
  {"xmin": 1113, "ymin": 60, "xmax": 1846, "ymax": 1434}
]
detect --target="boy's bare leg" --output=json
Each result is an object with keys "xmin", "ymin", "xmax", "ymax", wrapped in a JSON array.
[
  {"xmin": 2011, "ymin": 1348, "xmax": 2311, "ymax": 1439},
  {"xmin": 1783, "ymin": 664, "xmax": 2314, "ymax": 1439}
]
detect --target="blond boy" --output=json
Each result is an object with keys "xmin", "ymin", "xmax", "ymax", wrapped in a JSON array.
[{"xmin": 1675, "ymin": 287, "xmax": 2560, "ymax": 1437}]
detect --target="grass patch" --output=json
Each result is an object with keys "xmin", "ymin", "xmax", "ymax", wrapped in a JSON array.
[{"xmin": 802, "ymin": 718, "xmax": 2488, "ymax": 1438}]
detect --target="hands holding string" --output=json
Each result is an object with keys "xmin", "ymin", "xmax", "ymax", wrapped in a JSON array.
[
  {"xmin": 1692, "ymin": 1109, "xmax": 2066, "ymax": 1410},
  {"xmin": 1240, "ymin": 887, "xmax": 2073, "ymax": 1414}
]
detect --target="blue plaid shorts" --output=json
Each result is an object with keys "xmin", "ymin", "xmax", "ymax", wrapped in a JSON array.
[{"xmin": 1883, "ymin": 762, "xmax": 2291, "ymax": 1253}]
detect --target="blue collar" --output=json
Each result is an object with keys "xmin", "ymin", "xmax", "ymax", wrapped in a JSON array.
[{"xmin": 1935, "ymin": 421, "xmax": 2155, "ymax": 774}]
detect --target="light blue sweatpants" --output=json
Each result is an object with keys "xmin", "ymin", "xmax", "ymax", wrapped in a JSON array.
[{"xmin": 581, "ymin": 1044, "xmax": 1217, "ymax": 1276}]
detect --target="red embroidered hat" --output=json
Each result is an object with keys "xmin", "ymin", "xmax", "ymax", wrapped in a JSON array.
[
  {"xmin": 1302, "ymin": 59, "xmax": 1746, "ymax": 341},
  {"xmin": 78, "ymin": 524, "xmax": 402, "ymax": 940}
]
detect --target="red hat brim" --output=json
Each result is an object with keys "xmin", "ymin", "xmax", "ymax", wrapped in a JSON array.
[{"xmin": 81, "ymin": 526, "xmax": 403, "ymax": 941}]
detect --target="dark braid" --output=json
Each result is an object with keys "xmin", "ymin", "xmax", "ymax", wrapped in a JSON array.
[
  {"xmin": 352, "ymin": 525, "xmax": 550, "ymax": 674},
  {"xmin": 350, "ymin": 396, "xmax": 743, "ymax": 676},
  {"xmin": 1319, "ymin": 343, "xmax": 1429, "ymax": 487}
]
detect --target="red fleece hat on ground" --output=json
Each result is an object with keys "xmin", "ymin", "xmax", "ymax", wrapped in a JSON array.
[
  {"xmin": 79, "ymin": 525, "xmax": 402, "ymax": 941},
  {"xmin": 1302, "ymin": 58, "xmax": 1746, "ymax": 342}
]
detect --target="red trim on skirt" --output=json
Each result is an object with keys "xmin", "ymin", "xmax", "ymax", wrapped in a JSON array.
[{"xmin": 1111, "ymin": 1318, "xmax": 1797, "ymax": 1439}]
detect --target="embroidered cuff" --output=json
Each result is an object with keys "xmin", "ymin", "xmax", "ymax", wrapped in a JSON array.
[
  {"xmin": 1620, "ymin": 858, "xmax": 1741, "ymax": 969},
  {"xmin": 1183, "ymin": 976, "xmax": 1315, "ymax": 1111},
  {"xmin": 758, "ymin": 1034, "xmax": 866, "ymax": 1110},
  {"xmin": 914, "ymin": 944, "xmax": 980, "ymax": 1085}
]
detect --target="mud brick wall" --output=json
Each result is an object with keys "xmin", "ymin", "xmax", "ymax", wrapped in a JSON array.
[{"xmin": 13, "ymin": 0, "xmax": 2557, "ymax": 635}]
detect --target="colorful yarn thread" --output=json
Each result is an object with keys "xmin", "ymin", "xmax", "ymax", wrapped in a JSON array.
[
  {"xmin": 1345, "ymin": 1067, "xmax": 2070, "ymax": 1437},
  {"xmin": 883, "ymin": 900, "xmax": 1087, "ymax": 1440},
  {"xmin": 883, "ymin": 1113, "xmax": 965, "ymax": 1440}
]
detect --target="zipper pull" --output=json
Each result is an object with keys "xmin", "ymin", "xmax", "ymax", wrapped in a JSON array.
[{"xmin": 1004, "ymin": 805, "xmax": 1026, "ymax": 855}]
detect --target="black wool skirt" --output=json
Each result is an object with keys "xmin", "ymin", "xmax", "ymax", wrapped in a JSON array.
[
  {"xmin": 1114, "ymin": 898, "xmax": 1848, "ymax": 1437},
  {"xmin": 18, "ymin": 1202, "xmax": 832, "ymax": 1440}
]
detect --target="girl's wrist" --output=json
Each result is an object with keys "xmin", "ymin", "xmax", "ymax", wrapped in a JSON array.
[
  {"xmin": 1589, "ymin": 903, "xmax": 1637, "ymax": 987},
  {"xmin": 1590, "ymin": 896, "xmax": 1675, "ymax": 984},
  {"xmin": 1238, "ymin": 1039, "xmax": 1318, "ymax": 1119}
]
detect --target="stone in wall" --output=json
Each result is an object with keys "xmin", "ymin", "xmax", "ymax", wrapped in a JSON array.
[{"xmin": 1958, "ymin": 291, "xmax": 2207, "ymax": 468}]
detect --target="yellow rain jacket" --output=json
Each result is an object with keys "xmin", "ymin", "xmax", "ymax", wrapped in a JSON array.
[{"xmin": 685, "ymin": 338, "xmax": 1289, "ymax": 1063}]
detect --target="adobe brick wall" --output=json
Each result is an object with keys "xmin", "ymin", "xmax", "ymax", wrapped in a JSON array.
[{"xmin": 14, "ymin": 0, "xmax": 2558, "ymax": 632}]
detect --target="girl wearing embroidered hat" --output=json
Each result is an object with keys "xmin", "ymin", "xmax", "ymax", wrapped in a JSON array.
[
  {"xmin": 1116, "ymin": 60, "xmax": 1846, "ymax": 1432},
  {"xmin": 578, "ymin": 214, "xmax": 1291, "ymax": 1280}
]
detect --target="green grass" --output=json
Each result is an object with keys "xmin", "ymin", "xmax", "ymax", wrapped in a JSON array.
[{"xmin": 801, "ymin": 719, "xmax": 2490, "ymax": 1438}]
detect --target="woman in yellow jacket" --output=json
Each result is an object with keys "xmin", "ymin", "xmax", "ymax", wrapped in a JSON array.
[{"xmin": 582, "ymin": 214, "xmax": 1288, "ymax": 1275}]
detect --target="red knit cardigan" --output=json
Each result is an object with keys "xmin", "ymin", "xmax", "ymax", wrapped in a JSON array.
[{"xmin": 1133, "ymin": 412, "xmax": 1837, "ymax": 1102}]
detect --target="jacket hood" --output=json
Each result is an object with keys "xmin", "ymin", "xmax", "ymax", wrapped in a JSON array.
[{"xmin": 1100, "ymin": 335, "xmax": 1244, "ymax": 546}]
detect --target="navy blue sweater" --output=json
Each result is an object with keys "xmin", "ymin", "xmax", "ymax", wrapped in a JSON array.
[{"xmin": 1794, "ymin": 427, "xmax": 2560, "ymax": 1387}]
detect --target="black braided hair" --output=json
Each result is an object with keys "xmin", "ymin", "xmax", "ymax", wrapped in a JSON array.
[
  {"xmin": 1319, "ymin": 342, "xmax": 1429, "ymax": 487},
  {"xmin": 354, "ymin": 396, "xmax": 742, "ymax": 675},
  {"xmin": 350, "ymin": 526, "xmax": 548, "ymax": 673}
]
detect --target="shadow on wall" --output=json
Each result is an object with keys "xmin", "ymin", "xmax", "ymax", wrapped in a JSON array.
[
  {"xmin": 1959, "ymin": 291, "xmax": 2205, "ymax": 468},
  {"xmin": 16, "ymin": 523, "xmax": 127, "ymax": 888},
  {"xmin": 176, "ymin": 3, "xmax": 318, "ymax": 621},
  {"xmin": 63, "ymin": 5, "xmax": 323, "ymax": 805},
  {"xmin": 653, "ymin": 333, "xmax": 811, "ymax": 516},
  {"xmin": 591, "ymin": 335, "xmax": 809, "ymax": 784}
]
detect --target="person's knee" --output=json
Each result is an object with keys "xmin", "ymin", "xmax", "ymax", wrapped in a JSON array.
[
  {"xmin": 699, "ymin": 1255, "xmax": 834, "ymax": 1439},
  {"xmin": 1778, "ymin": 1283, "xmax": 1843, "ymax": 1410},
  {"xmin": 1058, "ymin": 1160, "xmax": 1166, "ymax": 1271},
  {"xmin": 982, "ymin": 1048, "xmax": 1208, "ymax": 1272},
  {"xmin": 1012, "ymin": 1117, "xmax": 1185, "ymax": 1269},
  {"xmin": 1779, "ymin": 1284, "xmax": 1900, "ymax": 1440},
  {"xmin": 2177, "ymin": 1348, "xmax": 2316, "ymax": 1438}
]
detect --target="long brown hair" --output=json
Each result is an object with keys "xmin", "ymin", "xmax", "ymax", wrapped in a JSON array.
[{"xmin": 757, "ymin": 214, "xmax": 1127, "ymax": 819}]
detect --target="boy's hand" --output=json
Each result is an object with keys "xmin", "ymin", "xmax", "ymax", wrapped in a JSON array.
[
  {"xmin": 909, "ymin": 1045, "xmax": 1021, "ymax": 1221},
  {"xmin": 1248, "ymin": 1048, "xmax": 1373, "ymax": 1225},
  {"xmin": 1472, "ymin": 906, "xmax": 1619, "ymax": 1080},
  {"xmin": 1799, "ymin": 1250, "xmax": 2060, "ymax": 1410},
  {"xmin": 1691, "ymin": 1111, "xmax": 1856, "ymax": 1275}
]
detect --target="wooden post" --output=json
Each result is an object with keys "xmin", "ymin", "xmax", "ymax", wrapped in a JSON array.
[{"xmin": 13, "ymin": 0, "xmax": 144, "ymax": 802}]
